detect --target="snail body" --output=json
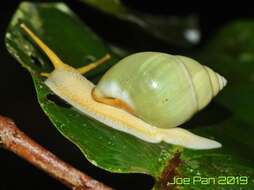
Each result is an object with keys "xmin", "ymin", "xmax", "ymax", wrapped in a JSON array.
[{"xmin": 20, "ymin": 24, "xmax": 226, "ymax": 150}]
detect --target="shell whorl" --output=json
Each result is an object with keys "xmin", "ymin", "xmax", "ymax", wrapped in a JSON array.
[{"xmin": 176, "ymin": 55, "xmax": 227, "ymax": 111}]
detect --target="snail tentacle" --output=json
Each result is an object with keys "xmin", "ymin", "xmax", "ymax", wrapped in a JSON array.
[
  {"xmin": 21, "ymin": 23, "xmax": 67, "ymax": 70},
  {"xmin": 40, "ymin": 72, "xmax": 50, "ymax": 77},
  {"xmin": 77, "ymin": 54, "xmax": 111, "ymax": 74},
  {"xmin": 21, "ymin": 23, "xmax": 111, "ymax": 76}
]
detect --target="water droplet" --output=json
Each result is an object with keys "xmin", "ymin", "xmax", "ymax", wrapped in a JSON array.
[
  {"xmin": 85, "ymin": 55, "xmax": 96, "ymax": 62},
  {"xmin": 6, "ymin": 33, "xmax": 11, "ymax": 39},
  {"xmin": 184, "ymin": 29, "xmax": 200, "ymax": 44},
  {"xmin": 55, "ymin": 3, "xmax": 71, "ymax": 14}
]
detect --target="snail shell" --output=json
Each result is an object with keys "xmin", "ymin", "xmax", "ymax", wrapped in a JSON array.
[{"xmin": 94, "ymin": 52, "xmax": 227, "ymax": 129}]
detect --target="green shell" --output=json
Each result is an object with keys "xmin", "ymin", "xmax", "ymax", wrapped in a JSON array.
[{"xmin": 94, "ymin": 52, "xmax": 227, "ymax": 128}]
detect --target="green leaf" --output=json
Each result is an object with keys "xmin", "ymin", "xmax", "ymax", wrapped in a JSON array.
[
  {"xmin": 79, "ymin": 0, "xmax": 200, "ymax": 48},
  {"xmin": 5, "ymin": 0, "xmax": 175, "ymax": 177},
  {"xmin": 5, "ymin": 2, "xmax": 254, "ymax": 190}
]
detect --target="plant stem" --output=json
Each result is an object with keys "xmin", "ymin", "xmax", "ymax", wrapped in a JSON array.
[{"xmin": 0, "ymin": 115, "xmax": 113, "ymax": 190}]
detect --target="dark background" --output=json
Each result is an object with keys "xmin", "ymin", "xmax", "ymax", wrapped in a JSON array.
[{"xmin": 0, "ymin": 1, "xmax": 253, "ymax": 190}]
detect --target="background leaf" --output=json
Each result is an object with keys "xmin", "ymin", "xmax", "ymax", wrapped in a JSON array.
[
  {"xmin": 78, "ymin": 0, "xmax": 200, "ymax": 50},
  {"xmin": 5, "ymin": 2, "xmax": 254, "ymax": 189},
  {"xmin": 197, "ymin": 21, "xmax": 254, "ymax": 126}
]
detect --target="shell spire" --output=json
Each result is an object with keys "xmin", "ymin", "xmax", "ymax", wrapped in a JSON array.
[
  {"xmin": 204, "ymin": 66, "xmax": 227, "ymax": 97},
  {"xmin": 176, "ymin": 55, "xmax": 227, "ymax": 112}
]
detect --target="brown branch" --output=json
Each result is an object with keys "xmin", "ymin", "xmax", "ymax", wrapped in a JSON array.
[{"xmin": 0, "ymin": 115, "xmax": 113, "ymax": 190}]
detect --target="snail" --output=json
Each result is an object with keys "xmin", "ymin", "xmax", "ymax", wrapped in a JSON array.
[{"xmin": 20, "ymin": 23, "xmax": 227, "ymax": 150}]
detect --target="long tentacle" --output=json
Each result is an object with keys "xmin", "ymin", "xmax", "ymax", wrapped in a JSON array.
[{"xmin": 21, "ymin": 23, "xmax": 66, "ymax": 69}]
